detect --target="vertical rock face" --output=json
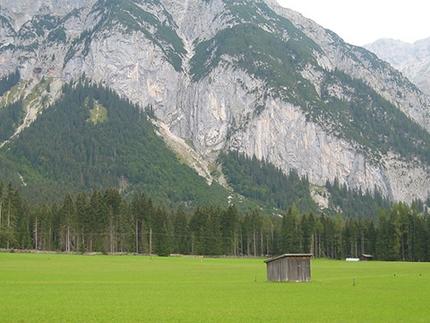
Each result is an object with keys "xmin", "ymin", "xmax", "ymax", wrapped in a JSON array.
[{"xmin": 0, "ymin": 0, "xmax": 429, "ymax": 202}]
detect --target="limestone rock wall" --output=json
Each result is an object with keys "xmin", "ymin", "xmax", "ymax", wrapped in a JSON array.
[{"xmin": 0, "ymin": 0, "xmax": 429, "ymax": 202}]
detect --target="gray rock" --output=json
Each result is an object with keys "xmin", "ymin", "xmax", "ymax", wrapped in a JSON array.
[{"xmin": 365, "ymin": 37, "xmax": 430, "ymax": 96}]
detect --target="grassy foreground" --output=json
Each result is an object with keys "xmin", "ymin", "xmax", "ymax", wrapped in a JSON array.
[{"xmin": 1, "ymin": 253, "xmax": 429, "ymax": 322}]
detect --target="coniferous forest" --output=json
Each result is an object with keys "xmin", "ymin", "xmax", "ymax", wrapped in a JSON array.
[
  {"xmin": 0, "ymin": 179, "xmax": 430, "ymax": 261},
  {"xmin": 0, "ymin": 80, "xmax": 229, "ymax": 206}
]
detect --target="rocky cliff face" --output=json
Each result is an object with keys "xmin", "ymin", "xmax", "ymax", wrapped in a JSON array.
[
  {"xmin": 365, "ymin": 37, "xmax": 430, "ymax": 96},
  {"xmin": 0, "ymin": 0, "xmax": 429, "ymax": 203}
]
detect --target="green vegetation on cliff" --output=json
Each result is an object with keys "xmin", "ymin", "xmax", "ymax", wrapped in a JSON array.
[{"xmin": 0, "ymin": 81, "xmax": 228, "ymax": 206}]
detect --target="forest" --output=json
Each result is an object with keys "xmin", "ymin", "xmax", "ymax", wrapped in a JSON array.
[
  {"xmin": 0, "ymin": 180, "xmax": 429, "ymax": 262},
  {"xmin": 0, "ymin": 80, "xmax": 229, "ymax": 207}
]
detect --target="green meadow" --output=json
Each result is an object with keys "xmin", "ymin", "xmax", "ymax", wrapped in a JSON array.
[{"xmin": 1, "ymin": 253, "xmax": 429, "ymax": 322}]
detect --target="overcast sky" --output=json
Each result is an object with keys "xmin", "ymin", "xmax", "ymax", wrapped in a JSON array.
[{"xmin": 276, "ymin": 0, "xmax": 430, "ymax": 46}]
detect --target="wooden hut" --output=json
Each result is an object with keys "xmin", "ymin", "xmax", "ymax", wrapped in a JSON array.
[
  {"xmin": 264, "ymin": 254, "xmax": 312, "ymax": 282},
  {"xmin": 359, "ymin": 254, "xmax": 374, "ymax": 261}
]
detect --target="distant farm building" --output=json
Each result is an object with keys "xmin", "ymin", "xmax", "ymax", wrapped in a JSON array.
[
  {"xmin": 264, "ymin": 254, "xmax": 312, "ymax": 282},
  {"xmin": 360, "ymin": 254, "xmax": 374, "ymax": 261}
]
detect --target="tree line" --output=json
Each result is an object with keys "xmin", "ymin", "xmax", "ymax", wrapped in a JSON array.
[
  {"xmin": 220, "ymin": 151, "xmax": 318, "ymax": 213},
  {"xmin": 1, "ymin": 180, "xmax": 429, "ymax": 261}
]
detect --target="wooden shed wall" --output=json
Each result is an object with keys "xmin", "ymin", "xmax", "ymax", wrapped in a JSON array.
[{"xmin": 266, "ymin": 256, "xmax": 311, "ymax": 282}]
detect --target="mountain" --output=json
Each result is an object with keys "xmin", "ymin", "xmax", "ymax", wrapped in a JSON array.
[
  {"xmin": 0, "ymin": 0, "xmax": 429, "ymax": 205},
  {"xmin": 365, "ymin": 37, "xmax": 430, "ymax": 96},
  {"xmin": 0, "ymin": 81, "xmax": 235, "ymax": 206}
]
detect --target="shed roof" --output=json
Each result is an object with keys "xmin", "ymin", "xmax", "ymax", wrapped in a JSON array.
[{"xmin": 264, "ymin": 253, "xmax": 313, "ymax": 263}]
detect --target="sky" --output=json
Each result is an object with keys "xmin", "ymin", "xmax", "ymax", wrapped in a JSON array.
[{"xmin": 276, "ymin": 0, "xmax": 430, "ymax": 46}]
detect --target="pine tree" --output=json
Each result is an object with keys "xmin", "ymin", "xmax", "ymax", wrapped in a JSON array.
[
  {"xmin": 32, "ymin": 203, "xmax": 53, "ymax": 250},
  {"xmin": 59, "ymin": 193, "xmax": 76, "ymax": 252},
  {"xmin": 281, "ymin": 204, "xmax": 301, "ymax": 254},
  {"xmin": 153, "ymin": 206, "xmax": 171, "ymax": 256},
  {"xmin": 172, "ymin": 203, "xmax": 190, "ymax": 254},
  {"xmin": 104, "ymin": 188, "xmax": 122, "ymax": 253},
  {"xmin": 220, "ymin": 204, "xmax": 239, "ymax": 255},
  {"xmin": 89, "ymin": 189, "xmax": 107, "ymax": 252},
  {"xmin": 189, "ymin": 206, "xmax": 208, "ymax": 255},
  {"xmin": 201, "ymin": 206, "xmax": 222, "ymax": 255},
  {"xmin": 75, "ymin": 191, "xmax": 90, "ymax": 252},
  {"xmin": 376, "ymin": 210, "xmax": 400, "ymax": 261},
  {"xmin": 0, "ymin": 183, "xmax": 18, "ymax": 249},
  {"xmin": 116, "ymin": 198, "xmax": 133, "ymax": 253},
  {"xmin": 300, "ymin": 212, "xmax": 315, "ymax": 254}
]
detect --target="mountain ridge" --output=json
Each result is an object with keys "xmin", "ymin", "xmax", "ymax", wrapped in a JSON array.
[
  {"xmin": 364, "ymin": 37, "xmax": 430, "ymax": 96},
  {"xmin": 0, "ymin": 0, "xmax": 429, "ymax": 203}
]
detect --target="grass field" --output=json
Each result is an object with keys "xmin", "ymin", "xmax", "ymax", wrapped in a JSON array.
[{"xmin": 1, "ymin": 253, "xmax": 429, "ymax": 322}]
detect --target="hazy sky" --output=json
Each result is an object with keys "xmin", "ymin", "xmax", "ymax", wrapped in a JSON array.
[{"xmin": 276, "ymin": 0, "xmax": 430, "ymax": 46}]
